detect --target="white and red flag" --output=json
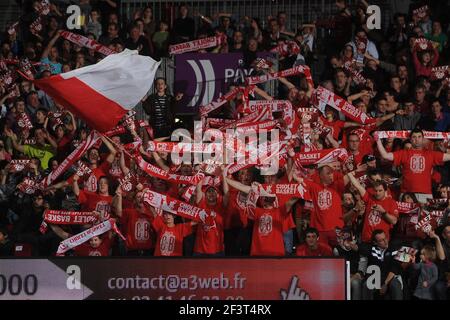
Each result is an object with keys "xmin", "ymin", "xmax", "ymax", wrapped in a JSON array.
[{"xmin": 34, "ymin": 49, "xmax": 161, "ymax": 132}]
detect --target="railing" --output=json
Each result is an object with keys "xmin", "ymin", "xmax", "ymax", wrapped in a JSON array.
[
  {"xmin": 121, "ymin": 0, "xmax": 339, "ymax": 33},
  {"xmin": 120, "ymin": 0, "xmax": 392, "ymax": 36}
]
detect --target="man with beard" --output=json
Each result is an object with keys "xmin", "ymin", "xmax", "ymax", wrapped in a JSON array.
[
  {"xmin": 347, "ymin": 172, "xmax": 398, "ymax": 244},
  {"xmin": 296, "ymin": 227, "xmax": 333, "ymax": 256},
  {"xmin": 377, "ymin": 128, "xmax": 450, "ymax": 203}
]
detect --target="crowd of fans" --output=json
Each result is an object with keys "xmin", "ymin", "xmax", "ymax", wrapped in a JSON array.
[{"xmin": 0, "ymin": 0, "xmax": 450, "ymax": 300}]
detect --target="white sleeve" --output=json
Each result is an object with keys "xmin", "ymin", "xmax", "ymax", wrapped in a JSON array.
[{"xmin": 367, "ymin": 41, "xmax": 379, "ymax": 59}]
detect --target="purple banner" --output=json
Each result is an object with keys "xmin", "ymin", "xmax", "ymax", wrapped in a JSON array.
[{"xmin": 174, "ymin": 52, "xmax": 274, "ymax": 113}]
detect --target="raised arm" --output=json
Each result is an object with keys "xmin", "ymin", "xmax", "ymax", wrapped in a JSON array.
[
  {"xmin": 119, "ymin": 149, "xmax": 130, "ymax": 176},
  {"xmin": 277, "ymin": 76, "xmax": 296, "ymax": 91},
  {"xmin": 346, "ymin": 171, "xmax": 366, "ymax": 197},
  {"xmin": 429, "ymin": 230, "xmax": 446, "ymax": 261},
  {"xmin": 285, "ymin": 197, "xmax": 300, "ymax": 213},
  {"xmin": 224, "ymin": 176, "xmax": 251, "ymax": 194},
  {"xmin": 67, "ymin": 111, "xmax": 77, "ymax": 133},
  {"xmin": 376, "ymin": 138, "xmax": 394, "ymax": 161},
  {"xmin": 5, "ymin": 129, "xmax": 25, "ymax": 153},
  {"xmin": 221, "ymin": 166, "xmax": 229, "ymax": 207},
  {"xmin": 253, "ymin": 86, "xmax": 273, "ymax": 101},
  {"xmin": 151, "ymin": 151, "xmax": 170, "ymax": 171},
  {"xmin": 112, "ymin": 186, "xmax": 123, "ymax": 218},
  {"xmin": 50, "ymin": 224, "xmax": 70, "ymax": 240},
  {"xmin": 195, "ymin": 177, "xmax": 204, "ymax": 204},
  {"xmin": 325, "ymin": 132, "xmax": 340, "ymax": 149},
  {"xmin": 72, "ymin": 174, "xmax": 81, "ymax": 197},
  {"xmin": 41, "ymin": 30, "xmax": 61, "ymax": 59},
  {"xmin": 43, "ymin": 129, "xmax": 58, "ymax": 151},
  {"xmin": 442, "ymin": 152, "xmax": 450, "ymax": 162},
  {"xmin": 100, "ymin": 134, "xmax": 117, "ymax": 163}
]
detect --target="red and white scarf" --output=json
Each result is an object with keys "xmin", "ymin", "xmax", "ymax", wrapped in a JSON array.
[
  {"xmin": 30, "ymin": 16, "xmax": 43, "ymax": 35},
  {"xmin": 60, "ymin": 31, "xmax": 116, "ymax": 56},
  {"xmin": 259, "ymin": 183, "xmax": 312, "ymax": 201},
  {"xmin": 374, "ymin": 130, "xmax": 450, "ymax": 140},
  {"xmin": 16, "ymin": 113, "xmax": 34, "ymax": 131},
  {"xmin": 0, "ymin": 69, "xmax": 17, "ymax": 91},
  {"xmin": 44, "ymin": 210, "xmax": 100, "ymax": 225},
  {"xmin": 134, "ymin": 154, "xmax": 205, "ymax": 185},
  {"xmin": 10, "ymin": 160, "xmax": 31, "ymax": 173},
  {"xmin": 343, "ymin": 63, "xmax": 366, "ymax": 85},
  {"xmin": 18, "ymin": 58, "xmax": 37, "ymax": 80},
  {"xmin": 17, "ymin": 177, "xmax": 39, "ymax": 194},
  {"xmin": 219, "ymin": 107, "xmax": 272, "ymax": 130},
  {"xmin": 314, "ymin": 86, "xmax": 375, "ymax": 125},
  {"xmin": 141, "ymin": 188, "xmax": 214, "ymax": 223},
  {"xmin": 169, "ymin": 34, "xmax": 226, "ymax": 55},
  {"xmin": 414, "ymin": 38, "xmax": 436, "ymax": 51},
  {"xmin": 413, "ymin": 5, "xmax": 428, "ymax": 20},
  {"xmin": 56, "ymin": 218, "xmax": 125, "ymax": 256},
  {"xmin": 396, "ymin": 202, "xmax": 420, "ymax": 214},
  {"xmin": 255, "ymin": 57, "xmax": 273, "ymax": 70},
  {"xmin": 292, "ymin": 148, "xmax": 348, "ymax": 166},
  {"xmin": 246, "ymin": 65, "xmax": 313, "ymax": 87},
  {"xmin": 205, "ymin": 118, "xmax": 236, "ymax": 128},
  {"xmin": 39, "ymin": 131, "xmax": 100, "ymax": 188},
  {"xmin": 75, "ymin": 160, "xmax": 92, "ymax": 177},
  {"xmin": 431, "ymin": 66, "xmax": 449, "ymax": 81},
  {"xmin": 118, "ymin": 171, "xmax": 137, "ymax": 193},
  {"xmin": 199, "ymin": 86, "xmax": 246, "ymax": 117},
  {"xmin": 270, "ymin": 40, "xmax": 301, "ymax": 57}
]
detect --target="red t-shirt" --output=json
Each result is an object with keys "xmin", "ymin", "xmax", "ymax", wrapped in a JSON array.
[
  {"xmin": 361, "ymin": 192, "xmax": 399, "ymax": 242},
  {"xmin": 195, "ymin": 199, "xmax": 225, "ymax": 254},
  {"xmin": 120, "ymin": 208, "xmax": 155, "ymax": 251},
  {"xmin": 392, "ymin": 149, "xmax": 444, "ymax": 194},
  {"xmin": 78, "ymin": 190, "xmax": 112, "ymax": 220},
  {"xmin": 344, "ymin": 152, "xmax": 365, "ymax": 172},
  {"xmin": 56, "ymin": 132, "xmax": 75, "ymax": 160},
  {"xmin": 311, "ymin": 171, "xmax": 346, "ymax": 195},
  {"xmin": 304, "ymin": 179, "xmax": 344, "ymax": 231},
  {"xmin": 152, "ymin": 216, "xmax": 193, "ymax": 256},
  {"xmin": 68, "ymin": 161, "xmax": 110, "ymax": 193},
  {"xmin": 323, "ymin": 118, "xmax": 345, "ymax": 141},
  {"xmin": 224, "ymin": 190, "xmax": 245, "ymax": 229},
  {"xmin": 296, "ymin": 243, "xmax": 333, "ymax": 256},
  {"xmin": 250, "ymin": 207, "xmax": 286, "ymax": 256},
  {"xmin": 74, "ymin": 236, "xmax": 112, "ymax": 256},
  {"xmin": 282, "ymin": 209, "xmax": 296, "ymax": 232}
]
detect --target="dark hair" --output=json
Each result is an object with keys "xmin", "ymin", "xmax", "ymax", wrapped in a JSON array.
[
  {"xmin": 430, "ymin": 97, "xmax": 441, "ymax": 105},
  {"xmin": 13, "ymin": 97, "xmax": 25, "ymax": 106},
  {"xmin": 410, "ymin": 128, "xmax": 424, "ymax": 138},
  {"xmin": 400, "ymin": 192, "xmax": 418, "ymax": 203},
  {"xmin": 36, "ymin": 107, "xmax": 48, "ymax": 115},
  {"xmin": 402, "ymin": 139, "xmax": 412, "ymax": 148},
  {"xmin": 0, "ymin": 227, "xmax": 9, "ymax": 238},
  {"xmin": 347, "ymin": 131, "xmax": 360, "ymax": 140},
  {"xmin": 367, "ymin": 169, "xmax": 381, "ymax": 178},
  {"xmin": 371, "ymin": 229, "xmax": 386, "ymax": 242},
  {"xmin": 304, "ymin": 227, "xmax": 319, "ymax": 238},
  {"xmin": 372, "ymin": 180, "xmax": 388, "ymax": 191},
  {"xmin": 334, "ymin": 67, "xmax": 348, "ymax": 77},
  {"xmin": 108, "ymin": 22, "xmax": 118, "ymax": 30}
]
